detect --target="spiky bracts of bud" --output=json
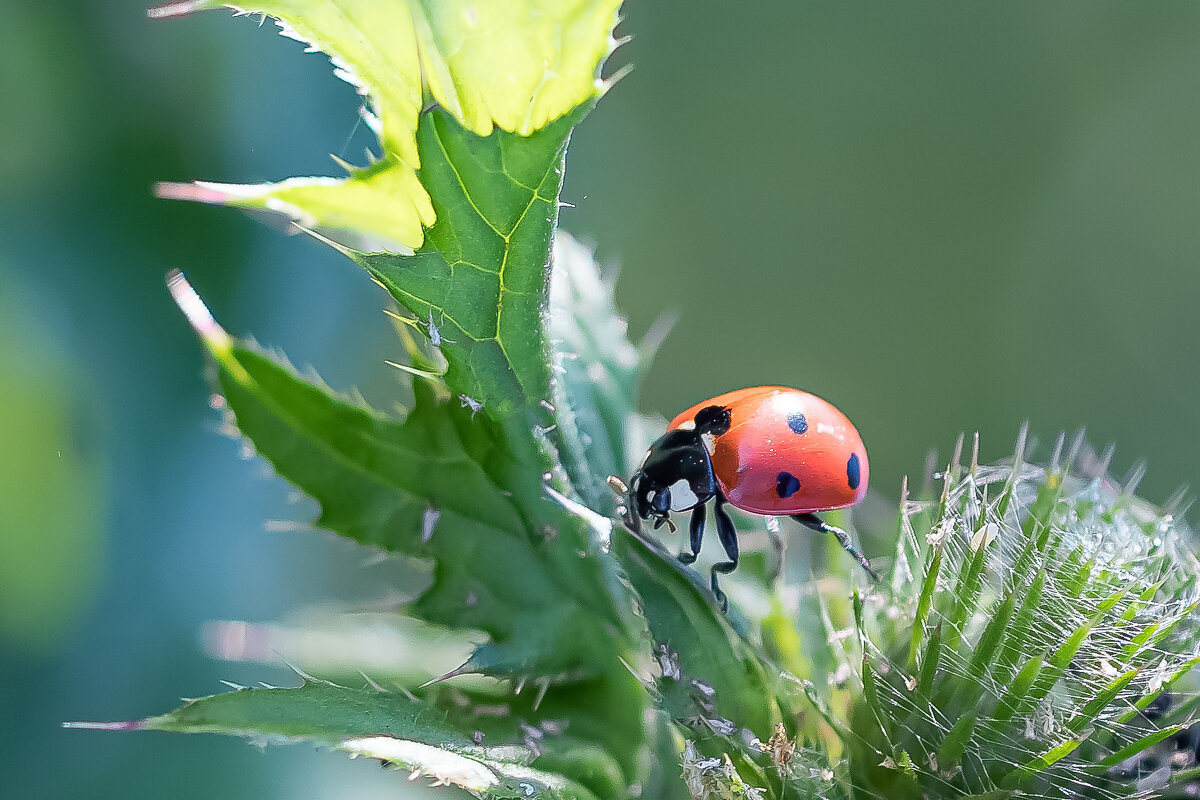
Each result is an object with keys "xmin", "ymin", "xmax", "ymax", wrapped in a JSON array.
[{"xmin": 840, "ymin": 433, "xmax": 1200, "ymax": 800}]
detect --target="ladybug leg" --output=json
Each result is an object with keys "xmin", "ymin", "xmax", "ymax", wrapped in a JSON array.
[
  {"xmin": 792, "ymin": 513, "xmax": 881, "ymax": 582},
  {"xmin": 678, "ymin": 502, "xmax": 705, "ymax": 565},
  {"xmin": 710, "ymin": 494, "xmax": 739, "ymax": 612},
  {"xmin": 765, "ymin": 516, "xmax": 785, "ymax": 585}
]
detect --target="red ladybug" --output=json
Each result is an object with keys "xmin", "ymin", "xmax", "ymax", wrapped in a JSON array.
[{"xmin": 625, "ymin": 386, "xmax": 876, "ymax": 608}]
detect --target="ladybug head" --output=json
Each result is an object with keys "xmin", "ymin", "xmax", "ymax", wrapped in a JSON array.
[
  {"xmin": 628, "ymin": 471, "xmax": 670, "ymax": 530},
  {"xmin": 692, "ymin": 405, "xmax": 731, "ymax": 435},
  {"xmin": 624, "ymin": 410, "xmax": 727, "ymax": 532}
]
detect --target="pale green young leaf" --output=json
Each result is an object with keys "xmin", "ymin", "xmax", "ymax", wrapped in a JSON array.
[{"xmin": 152, "ymin": 0, "xmax": 622, "ymax": 249}]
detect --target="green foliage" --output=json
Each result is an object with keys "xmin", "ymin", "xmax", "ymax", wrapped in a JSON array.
[
  {"xmin": 194, "ymin": 333, "xmax": 624, "ymax": 676},
  {"xmin": 71, "ymin": 3, "xmax": 1200, "ymax": 800},
  {"xmin": 547, "ymin": 234, "xmax": 644, "ymax": 516},
  {"xmin": 151, "ymin": 0, "xmax": 622, "ymax": 250},
  {"xmin": 357, "ymin": 103, "xmax": 584, "ymax": 432},
  {"xmin": 71, "ymin": 680, "xmax": 603, "ymax": 800},
  {"xmin": 0, "ymin": 284, "xmax": 104, "ymax": 653},
  {"xmin": 841, "ymin": 438, "xmax": 1200, "ymax": 799}
]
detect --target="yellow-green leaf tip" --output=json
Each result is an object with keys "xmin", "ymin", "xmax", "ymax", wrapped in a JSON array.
[{"xmin": 151, "ymin": 0, "xmax": 625, "ymax": 251}]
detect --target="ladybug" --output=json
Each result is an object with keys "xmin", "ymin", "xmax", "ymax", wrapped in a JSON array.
[{"xmin": 625, "ymin": 386, "xmax": 877, "ymax": 609}]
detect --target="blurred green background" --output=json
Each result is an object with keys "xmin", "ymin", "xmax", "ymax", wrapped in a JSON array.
[{"xmin": 3, "ymin": 1, "xmax": 1199, "ymax": 797}]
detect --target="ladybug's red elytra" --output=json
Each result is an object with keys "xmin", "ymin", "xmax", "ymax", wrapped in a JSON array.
[{"xmin": 625, "ymin": 386, "xmax": 877, "ymax": 609}]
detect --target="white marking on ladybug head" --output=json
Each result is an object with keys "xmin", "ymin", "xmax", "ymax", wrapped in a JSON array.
[
  {"xmin": 677, "ymin": 419, "xmax": 696, "ymax": 431},
  {"xmin": 700, "ymin": 432, "xmax": 717, "ymax": 455},
  {"xmin": 668, "ymin": 480, "xmax": 699, "ymax": 511}
]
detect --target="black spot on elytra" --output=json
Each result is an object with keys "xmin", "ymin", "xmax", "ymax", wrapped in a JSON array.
[
  {"xmin": 694, "ymin": 405, "xmax": 731, "ymax": 435},
  {"xmin": 776, "ymin": 471, "xmax": 801, "ymax": 498},
  {"xmin": 847, "ymin": 453, "xmax": 861, "ymax": 490},
  {"xmin": 787, "ymin": 412, "xmax": 808, "ymax": 435}
]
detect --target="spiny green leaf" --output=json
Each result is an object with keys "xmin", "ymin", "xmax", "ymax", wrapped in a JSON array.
[
  {"xmin": 614, "ymin": 529, "xmax": 784, "ymax": 736},
  {"xmin": 1000, "ymin": 738, "xmax": 1084, "ymax": 788},
  {"xmin": 175, "ymin": 305, "xmax": 622, "ymax": 676},
  {"xmin": 430, "ymin": 673, "xmax": 646, "ymax": 799},
  {"xmin": 152, "ymin": 0, "xmax": 622, "ymax": 249},
  {"xmin": 916, "ymin": 623, "xmax": 943, "ymax": 699},
  {"xmin": 165, "ymin": 103, "xmax": 644, "ymax": 682},
  {"xmin": 158, "ymin": 0, "xmax": 638, "ymax": 679},
  {"xmin": 937, "ymin": 711, "xmax": 977, "ymax": 770},
  {"xmin": 943, "ymin": 530, "xmax": 988, "ymax": 651},
  {"xmin": 72, "ymin": 681, "xmax": 598, "ymax": 800},
  {"xmin": 1057, "ymin": 545, "xmax": 1090, "ymax": 599},
  {"xmin": 1097, "ymin": 725, "xmax": 1184, "ymax": 767},
  {"xmin": 158, "ymin": 165, "xmax": 435, "ymax": 255},
  {"xmin": 966, "ymin": 589, "xmax": 1016, "ymax": 682},
  {"xmin": 1019, "ymin": 612, "xmax": 1101, "ymax": 714},
  {"xmin": 908, "ymin": 543, "xmax": 944, "ymax": 669},
  {"xmin": 610, "ymin": 526, "xmax": 803, "ymax": 795},
  {"xmin": 151, "ymin": 277, "xmax": 659, "ymax": 793},
  {"xmin": 137, "ymin": 681, "xmax": 467, "ymax": 743},
  {"xmin": 1120, "ymin": 580, "xmax": 1165, "ymax": 623},
  {"xmin": 1065, "ymin": 667, "xmax": 1139, "ymax": 734},
  {"xmin": 993, "ymin": 569, "xmax": 1045, "ymax": 682},
  {"xmin": 548, "ymin": 233, "xmax": 642, "ymax": 514},
  {"xmin": 360, "ymin": 106, "xmax": 585, "ymax": 433},
  {"xmin": 989, "ymin": 655, "xmax": 1043, "ymax": 726}
]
